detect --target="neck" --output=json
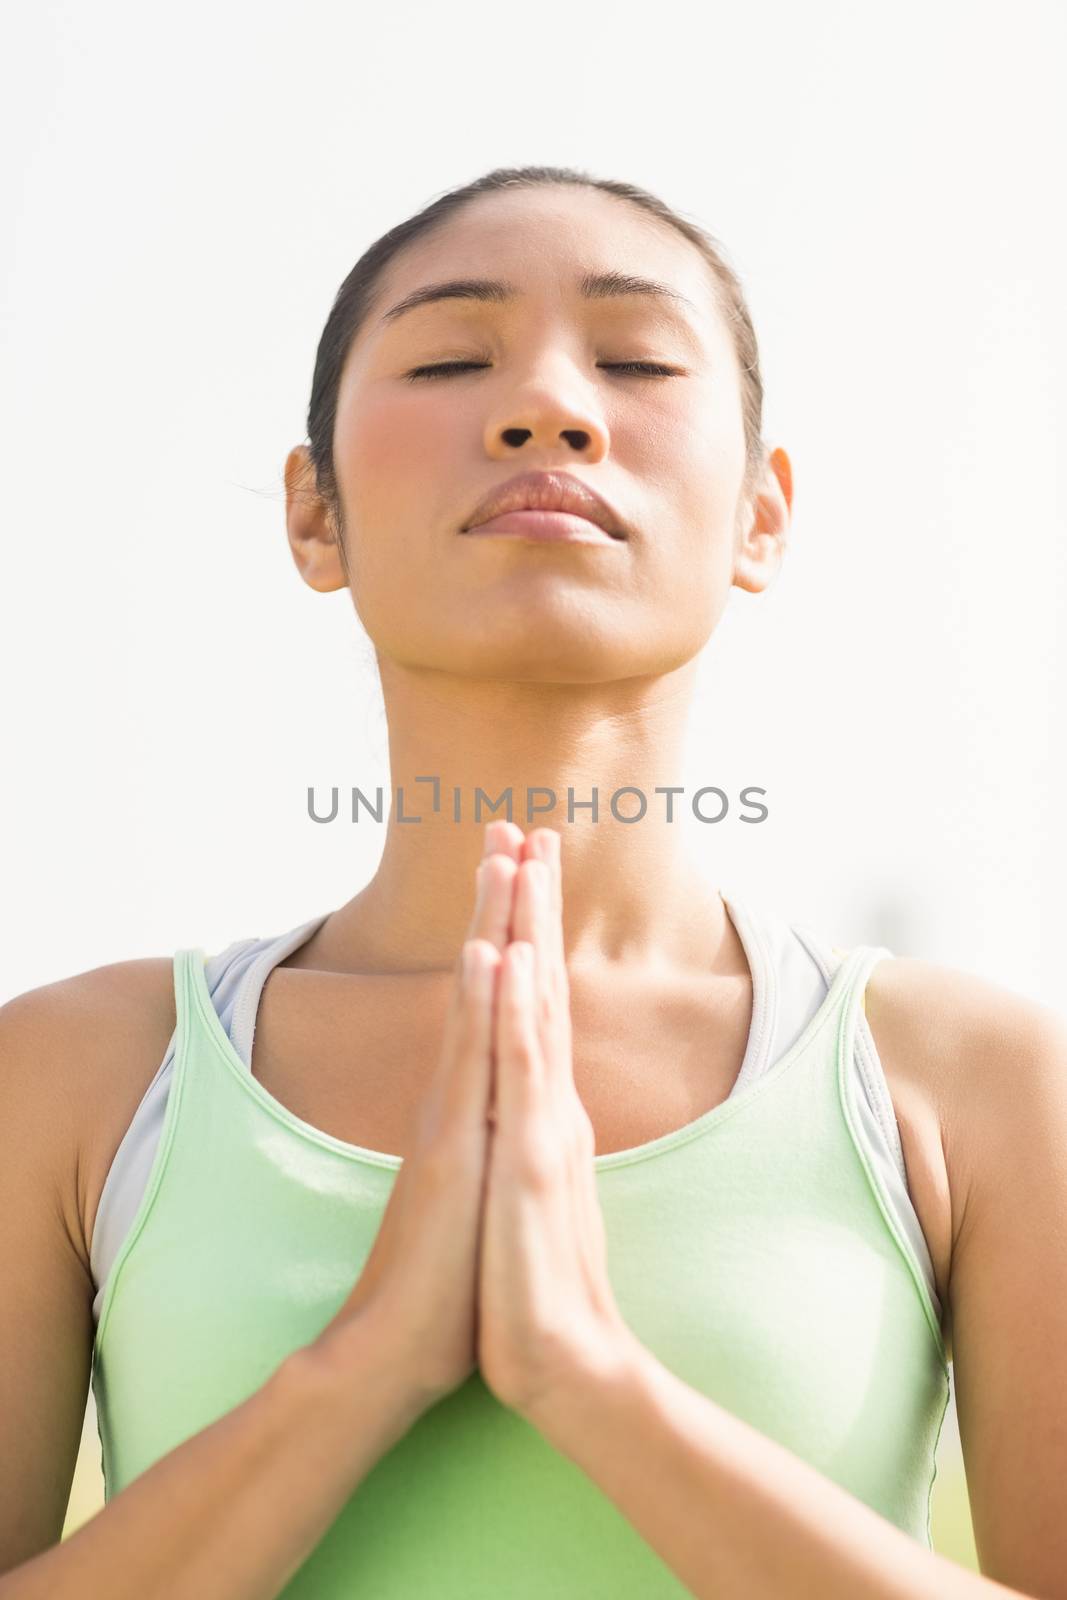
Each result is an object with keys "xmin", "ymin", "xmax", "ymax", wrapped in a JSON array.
[{"xmin": 309, "ymin": 660, "xmax": 734, "ymax": 977}]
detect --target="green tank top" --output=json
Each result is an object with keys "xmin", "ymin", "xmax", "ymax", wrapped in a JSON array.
[{"xmin": 90, "ymin": 938, "xmax": 950, "ymax": 1597}]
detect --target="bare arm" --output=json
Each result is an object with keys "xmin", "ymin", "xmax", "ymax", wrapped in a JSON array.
[
  {"xmin": 2, "ymin": 1332, "xmax": 423, "ymax": 1600},
  {"xmin": 1, "ymin": 857, "xmax": 504, "ymax": 1599},
  {"xmin": 519, "ymin": 962, "xmax": 1067, "ymax": 1600},
  {"xmin": 524, "ymin": 1335, "xmax": 1007, "ymax": 1600},
  {"xmin": 0, "ymin": 984, "xmax": 425, "ymax": 1600}
]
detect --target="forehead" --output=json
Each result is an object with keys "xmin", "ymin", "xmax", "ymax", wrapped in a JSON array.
[{"xmin": 365, "ymin": 186, "xmax": 723, "ymax": 346}]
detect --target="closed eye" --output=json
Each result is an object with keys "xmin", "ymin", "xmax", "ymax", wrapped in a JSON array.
[{"xmin": 404, "ymin": 360, "xmax": 682, "ymax": 382}]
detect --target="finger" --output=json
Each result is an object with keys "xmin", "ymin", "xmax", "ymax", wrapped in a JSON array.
[
  {"xmin": 509, "ymin": 861, "xmax": 547, "ymax": 1030},
  {"xmin": 433, "ymin": 837, "xmax": 518, "ymax": 1112},
  {"xmin": 518, "ymin": 837, "xmax": 592, "ymax": 1245},
  {"xmin": 520, "ymin": 863, "xmax": 575, "ymax": 1123},
  {"xmin": 508, "ymin": 858, "xmax": 537, "ymax": 948},
  {"xmin": 524, "ymin": 827, "xmax": 562, "ymax": 920},
  {"xmin": 436, "ymin": 854, "xmax": 513, "ymax": 1082},
  {"xmin": 511, "ymin": 855, "xmax": 569, "ymax": 1086},
  {"xmin": 493, "ymin": 941, "xmax": 543, "ymax": 1131},
  {"xmin": 464, "ymin": 822, "xmax": 523, "ymax": 956},
  {"xmin": 519, "ymin": 830, "xmax": 566, "ymax": 978},
  {"xmin": 435, "ymin": 936, "xmax": 501, "ymax": 1121},
  {"xmin": 468, "ymin": 852, "xmax": 518, "ymax": 952},
  {"xmin": 482, "ymin": 819, "xmax": 526, "ymax": 862}
]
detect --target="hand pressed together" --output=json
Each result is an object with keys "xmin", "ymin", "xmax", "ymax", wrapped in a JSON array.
[
  {"xmin": 471, "ymin": 821, "xmax": 639, "ymax": 1423},
  {"xmin": 326, "ymin": 818, "xmax": 640, "ymax": 1430}
]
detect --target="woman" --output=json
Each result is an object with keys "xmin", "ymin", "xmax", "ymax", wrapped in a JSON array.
[{"xmin": 3, "ymin": 164, "xmax": 1065, "ymax": 1599}]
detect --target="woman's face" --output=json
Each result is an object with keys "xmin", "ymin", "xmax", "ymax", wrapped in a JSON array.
[{"xmin": 293, "ymin": 186, "xmax": 788, "ymax": 682}]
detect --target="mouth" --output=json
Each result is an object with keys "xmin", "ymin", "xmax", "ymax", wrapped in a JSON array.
[
  {"xmin": 462, "ymin": 509, "xmax": 625, "ymax": 545},
  {"xmin": 460, "ymin": 470, "xmax": 630, "ymax": 541}
]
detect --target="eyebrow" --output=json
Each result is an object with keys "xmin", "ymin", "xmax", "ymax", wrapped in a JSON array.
[{"xmin": 378, "ymin": 271, "xmax": 702, "ymax": 339}]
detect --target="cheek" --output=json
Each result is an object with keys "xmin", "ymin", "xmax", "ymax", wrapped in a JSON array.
[
  {"xmin": 626, "ymin": 379, "xmax": 745, "ymax": 514},
  {"xmin": 337, "ymin": 394, "xmax": 461, "ymax": 571},
  {"xmin": 680, "ymin": 426, "xmax": 747, "ymax": 577},
  {"xmin": 342, "ymin": 389, "xmax": 457, "ymax": 501},
  {"xmin": 331, "ymin": 390, "xmax": 465, "ymax": 644},
  {"xmin": 645, "ymin": 443, "xmax": 744, "ymax": 646}
]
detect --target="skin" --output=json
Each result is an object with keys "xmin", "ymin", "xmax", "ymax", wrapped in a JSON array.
[
  {"xmin": 4, "ymin": 184, "xmax": 1066, "ymax": 1592},
  {"xmin": 467, "ymin": 816, "xmax": 1067, "ymax": 1598},
  {"xmin": 276, "ymin": 183, "xmax": 1067, "ymax": 1592},
  {"xmin": 282, "ymin": 182, "xmax": 792, "ymax": 980}
]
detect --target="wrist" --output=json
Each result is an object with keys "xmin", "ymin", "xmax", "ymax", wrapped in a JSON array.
[
  {"xmin": 521, "ymin": 1323, "xmax": 657, "ymax": 1449},
  {"xmin": 292, "ymin": 1314, "xmax": 434, "ymax": 1445}
]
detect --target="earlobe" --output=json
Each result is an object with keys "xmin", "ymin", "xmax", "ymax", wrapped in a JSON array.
[
  {"xmin": 284, "ymin": 444, "xmax": 349, "ymax": 594},
  {"xmin": 732, "ymin": 533, "xmax": 785, "ymax": 595}
]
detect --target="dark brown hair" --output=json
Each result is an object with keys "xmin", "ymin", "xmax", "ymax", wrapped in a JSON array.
[{"xmin": 305, "ymin": 164, "xmax": 766, "ymax": 537}]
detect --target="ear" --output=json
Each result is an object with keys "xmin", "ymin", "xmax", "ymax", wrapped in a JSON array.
[
  {"xmin": 732, "ymin": 446, "xmax": 792, "ymax": 595},
  {"xmin": 284, "ymin": 445, "xmax": 349, "ymax": 593}
]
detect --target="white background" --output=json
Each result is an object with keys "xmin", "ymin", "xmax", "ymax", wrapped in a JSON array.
[
  {"xmin": 2, "ymin": 0, "xmax": 1065, "ymax": 1549},
  {"xmin": 2, "ymin": 2, "xmax": 1064, "ymax": 1003}
]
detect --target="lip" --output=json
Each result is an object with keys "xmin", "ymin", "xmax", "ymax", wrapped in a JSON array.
[
  {"xmin": 460, "ymin": 470, "xmax": 629, "ymax": 540},
  {"xmin": 463, "ymin": 510, "xmax": 624, "ymax": 545}
]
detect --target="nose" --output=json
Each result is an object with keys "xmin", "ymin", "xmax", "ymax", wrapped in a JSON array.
[{"xmin": 482, "ymin": 372, "xmax": 609, "ymax": 462}]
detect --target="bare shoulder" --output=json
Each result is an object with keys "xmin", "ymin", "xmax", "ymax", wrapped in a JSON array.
[
  {"xmin": 864, "ymin": 956, "xmax": 1067, "ymax": 1590},
  {"xmin": 0, "ymin": 959, "xmax": 178, "ymax": 1563},
  {"xmin": 0, "ymin": 955, "xmax": 179, "ymax": 1273},
  {"xmin": 861, "ymin": 953, "xmax": 1066, "ymax": 1356}
]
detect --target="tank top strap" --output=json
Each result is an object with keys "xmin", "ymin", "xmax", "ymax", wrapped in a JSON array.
[
  {"xmin": 173, "ymin": 946, "xmax": 206, "ymax": 1040},
  {"xmin": 832, "ymin": 940, "xmax": 894, "ymax": 1072},
  {"xmin": 169, "ymin": 945, "xmax": 217, "ymax": 1098},
  {"xmin": 91, "ymin": 946, "xmax": 210, "ymax": 1363}
]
